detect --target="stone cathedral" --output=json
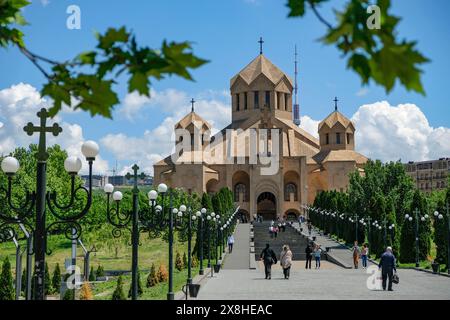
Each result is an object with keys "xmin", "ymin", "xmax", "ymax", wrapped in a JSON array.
[{"xmin": 153, "ymin": 50, "xmax": 368, "ymax": 221}]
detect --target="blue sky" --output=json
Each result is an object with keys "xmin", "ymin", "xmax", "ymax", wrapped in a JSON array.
[{"xmin": 0, "ymin": 0, "xmax": 449, "ymax": 174}]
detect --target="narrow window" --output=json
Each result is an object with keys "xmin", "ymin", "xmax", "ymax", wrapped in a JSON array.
[
  {"xmin": 236, "ymin": 94, "xmax": 240, "ymax": 111},
  {"xmin": 336, "ymin": 133, "xmax": 341, "ymax": 144},
  {"xmin": 265, "ymin": 91, "xmax": 270, "ymax": 108},
  {"xmin": 325, "ymin": 133, "xmax": 329, "ymax": 145},
  {"xmin": 254, "ymin": 91, "xmax": 259, "ymax": 109},
  {"xmin": 244, "ymin": 92, "xmax": 248, "ymax": 110},
  {"xmin": 346, "ymin": 133, "xmax": 350, "ymax": 144},
  {"xmin": 284, "ymin": 93, "xmax": 288, "ymax": 110}
]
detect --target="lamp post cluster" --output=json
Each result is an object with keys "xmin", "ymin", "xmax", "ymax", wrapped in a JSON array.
[
  {"xmin": 405, "ymin": 208, "xmax": 429, "ymax": 268},
  {"xmin": 433, "ymin": 202, "xmax": 450, "ymax": 274},
  {"xmin": 0, "ymin": 108, "xmax": 99, "ymax": 300},
  {"xmin": 103, "ymin": 178, "xmax": 239, "ymax": 300}
]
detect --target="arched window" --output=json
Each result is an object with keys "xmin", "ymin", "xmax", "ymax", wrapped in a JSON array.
[
  {"xmin": 284, "ymin": 183, "xmax": 297, "ymax": 201},
  {"xmin": 234, "ymin": 183, "xmax": 247, "ymax": 202}
]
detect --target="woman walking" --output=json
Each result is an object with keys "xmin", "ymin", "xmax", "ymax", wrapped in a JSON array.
[
  {"xmin": 314, "ymin": 245, "xmax": 322, "ymax": 269},
  {"xmin": 280, "ymin": 245, "xmax": 293, "ymax": 279},
  {"xmin": 361, "ymin": 244, "xmax": 369, "ymax": 269}
]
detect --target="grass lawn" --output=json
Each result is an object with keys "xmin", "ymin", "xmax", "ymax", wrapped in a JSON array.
[
  {"xmin": 91, "ymin": 266, "xmax": 200, "ymax": 300},
  {"xmin": 0, "ymin": 231, "xmax": 200, "ymax": 299}
]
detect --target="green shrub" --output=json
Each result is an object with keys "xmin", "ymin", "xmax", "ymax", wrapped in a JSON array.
[
  {"xmin": 96, "ymin": 265, "xmax": 105, "ymax": 278},
  {"xmin": 51, "ymin": 263, "xmax": 61, "ymax": 294},
  {"xmin": 175, "ymin": 252, "xmax": 184, "ymax": 271},
  {"xmin": 146, "ymin": 264, "xmax": 158, "ymax": 287},
  {"xmin": 0, "ymin": 257, "xmax": 14, "ymax": 300},
  {"xmin": 88, "ymin": 266, "xmax": 96, "ymax": 281},
  {"xmin": 128, "ymin": 270, "xmax": 143, "ymax": 297},
  {"xmin": 112, "ymin": 276, "xmax": 127, "ymax": 300}
]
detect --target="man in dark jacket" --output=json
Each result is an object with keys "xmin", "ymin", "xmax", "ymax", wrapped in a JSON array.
[
  {"xmin": 378, "ymin": 246, "xmax": 397, "ymax": 291},
  {"xmin": 305, "ymin": 244, "xmax": 313, "ymax": 269},
  {"xmin": 260, "ymin": 243, "xmax": 277, "ymax": 279}
]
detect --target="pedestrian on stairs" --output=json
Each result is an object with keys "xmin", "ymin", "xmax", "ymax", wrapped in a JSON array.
[
  {"xmin": 280, "ymin": 245, "xmax": 293, "ymax": 279},
  {"xmin": 273, "ymin": 226, "xmax": 279, "ymax": 238},
  {"xmin": 305, "ymin": 243, "xmax": 313, "ymax": 269},
  {"xmin": 260, "ymin": 243, "xmax": 277, "ymax": 280},
  {"xmin": 307, "ymin": 220, "xmax": 312, "ymax": 236}
]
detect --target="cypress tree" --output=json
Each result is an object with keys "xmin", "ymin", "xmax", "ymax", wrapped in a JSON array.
[
  {"xmin": 0, "ymin": 257, "xmax": 14, "ymax": 300},
  {"xmin": 434, "ymin": 192, "xmax": 449, "ymax": 268},
  {"xmin": 44, "ymin": 262, "xmax": 52, "ymax": 295},
  {"xmin": 88, "ymin": 266, "xmax": 96, "ymax": 281},
  {"xmin": 51, "ymin": 263, "xmax": 61, "ymax": 294},
  {"xmin": 146, "ymin": 263, "xmax": 159, "ymax": 287},
  {"xmin": 112, "ymin": 276, "xmax": 126, "ymax": 300},
  {"xmin": 128, "ymin": 269, "xmax": 143, "ymax": 297}
]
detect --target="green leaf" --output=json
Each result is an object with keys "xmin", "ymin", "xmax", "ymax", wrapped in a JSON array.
[
  {"xmin": 97, "ymin": 27, "xmax": 129, "ymax": 50},
  {"xmin": 128, "ymin": 72, "xmax": 149, "ymax": 96}
]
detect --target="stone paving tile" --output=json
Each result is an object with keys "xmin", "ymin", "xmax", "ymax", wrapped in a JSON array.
[{"xmin": 195, "ymin": 267, "xmax": 450, "ymax": 300}]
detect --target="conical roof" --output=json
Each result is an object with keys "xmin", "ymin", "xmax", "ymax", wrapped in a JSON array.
[
  {"xmin": 175, "ymin": 111, "xmax": 211, "ymax": 129},
  {"xmin": 230, "ymin": 54, "xmax": 293, "ymax": 87},
  {"xmin": 318, "ymin": 110, "xmax": 354, "ymax": 131}
]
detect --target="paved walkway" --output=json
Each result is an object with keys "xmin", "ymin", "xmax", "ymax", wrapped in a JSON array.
[
  {"xmin": 292, "ymin": 222, "xmax": 372, "ymax": 269},
  {"xmin": 195, "ymin": 266, "xmax": 450, "ymax": 300},
  {"xmin": 223, "ymin": 223, "xmax": 250, "ymax": 270}
]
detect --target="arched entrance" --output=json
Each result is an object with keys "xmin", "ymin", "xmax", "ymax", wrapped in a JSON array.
[
  {"xmin": 257, "ymin": 192, "xmax": 277, "ymax": 221},
  {"xmin": 285, "ymin": 210, "xmax": 299, "ymax": 221}
]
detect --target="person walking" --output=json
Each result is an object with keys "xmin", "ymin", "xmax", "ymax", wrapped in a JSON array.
[
  {"xmin": 273, "ymin": 226, "xmax": 279, "ymax": 238},
  {"xmin": 307, "ymin": 220, "xmax": 312, "ymax": 236},
  {"xmin": 280, "ymin": 245, "xmax": 293, "ymax": 279},
  {"xmin": 352, "ymin": 241, "xmax": 360, "ymax": 269},
  {"xmin": 314, "ymin": 245, "xmax": 322, "ymax": 269},
  {"xmin": 305, "ymin": 243, "xmax": 313, "ymax": 269},
  {"xmin": 227, "ymin": 234, "xmax": 235, "ymax": 253},
  {"xmin": 269, "ymin": 225, "xmax": 274, "ymax": 238},
  {"xmin": 378, "ymin": 246, "xmax": 397, "ymax": 291},
  {"xmin": 361, "ymin": 244, "xmax": 369, "ymax": 269},
  {"xmin": 260, "ymin": 243, "xmax": 277, "ymax": 280}
]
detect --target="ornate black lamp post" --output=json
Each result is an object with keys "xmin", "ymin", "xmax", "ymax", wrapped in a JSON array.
[
  {"xmin": 0, "ymin": 108, "xmax": 99, "ymax": 300},
  {"xmin": 405, "ymin": 208, "xmax": 429, "ymax": 268},
  {"xmin": 174, "ymin": 198, "xmax": 197, "ymax": 285},
  {"xmin": 197, "ymin": 207, "xmax": 207, "ymax": 275},
  {"xmin": 103, "ymin": 164, "xmax": 147, "ymax": 300},
  {"xmin": 433, "ymin": 202, "xmax": 450, "ymax": 274}
]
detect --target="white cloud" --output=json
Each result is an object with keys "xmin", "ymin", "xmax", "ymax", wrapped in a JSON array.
[
  {"xmin": 0, "ymin": 83, "xmax": 108, "ymax": 174},
  {"xmin": 352, "ymin": 101, "xmax": 450, "ymax": 162},
  {"xmin": 299, "ymin": 115, "xmax": 319, "ymax": 138},
  {"xmin": 40, "ymin": 0, "xmax": 50, "ymax": 7}
]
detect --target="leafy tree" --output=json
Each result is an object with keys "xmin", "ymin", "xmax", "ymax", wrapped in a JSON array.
[
  {"xmin": 191, "ymin": 255, "xmax": 199, "ymax": 268},
  {"xmin": 111, "ymin": 276, "xmax": 127, "ymax": 300},
  {"xmin": 51, "ymin": 263, "xmax": 61, "ymax": 294},
  {"xmin": 286, "ymin": 0, "xmax": 428, "ymax": 94},
  {"xmin": 434, "ymin": 191, "xmax": 449, "ymax": 268},
  {"xmin": 146, "ymin": 263, "xmax": 158, "ymax": 288},
  {"xmin": 0, "ymin": 257, "xmax": 14, "ymax": 300},
  {"xmin": 79, "ymin": 282, "xmax": 94, "ymax": 300},
  {"xmin": 0, "ymin": 0, "xmax": 207, "ymax": 118},
  {"xmin": 400, "ymin": 190, "xmax": 431, "ymax": 263}
]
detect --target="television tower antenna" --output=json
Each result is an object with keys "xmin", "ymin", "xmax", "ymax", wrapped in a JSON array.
[{"xmin": 293, "ymin": 45, "xmax": 300, "ymax": 125}]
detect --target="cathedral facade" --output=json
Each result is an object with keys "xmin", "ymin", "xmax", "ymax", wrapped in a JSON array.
[{"xmin": 153, "ymin": 52, "xmax": 367, "ymax": 221}]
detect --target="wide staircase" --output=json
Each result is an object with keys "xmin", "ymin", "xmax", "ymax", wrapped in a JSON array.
[{"xmin": 253, "ymin": 221, "xmax": 309, "ymax": 260}]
